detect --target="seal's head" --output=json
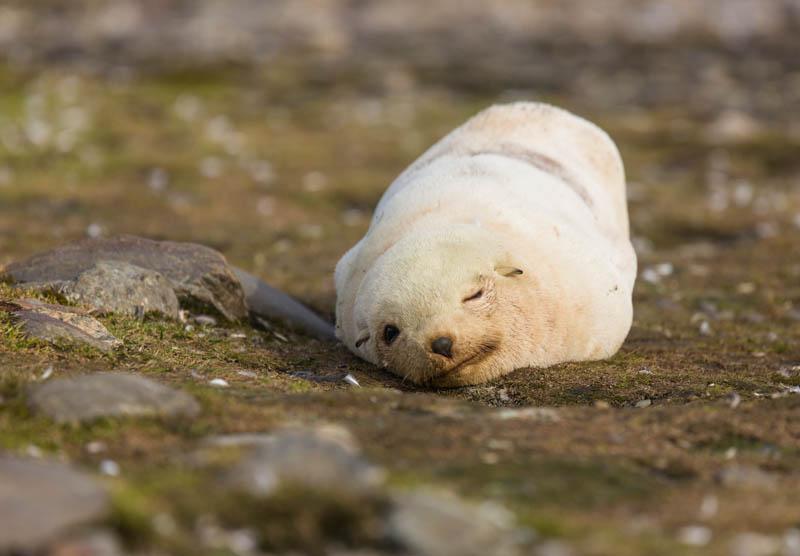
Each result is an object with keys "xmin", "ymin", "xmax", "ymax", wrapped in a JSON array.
[{"xmin": 351, "ymin": 225, "xmax": 533, "ymax": 387}]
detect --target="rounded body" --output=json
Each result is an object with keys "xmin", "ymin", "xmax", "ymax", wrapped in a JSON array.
[{"xmin": 335, "ymin": 102, "xmax": 636, "ymax": 386}]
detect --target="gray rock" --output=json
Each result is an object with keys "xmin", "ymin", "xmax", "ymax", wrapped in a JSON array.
[
  {"xmin": 714, "ymin": 465, "xmax": 777, "ymax": 489},
  {"xmin": 494, "ymin": 407, "xmax": 560, "ymax": 423},
  {"xmin": 728, "ymin": 532, "xmax": 778, "ymax": 556},
  {"xmin": 232, "ymin": 266, "xmax": 334, "ymax": 340},
  {"xmin": 388, "ymin": 491, "xmax": 521, "ymax": 556},
  {"xmin": 223, "ymin": 426, "xmax": 383, "ymax": 496},
  {"xmin": 0, "ymin": 454, "xmax": 109, "ymax": 552},
  {"xmin": 49, "ymin": 530, "xmax": 124, "ymax": 556},
  {"xmin": 28, "ymin": 372, "xmax": 201, "ymax": 424},
  {"xmin": 57, "ymin": 261, "xmax": 179, "ymax": 319},
  {"xmin": 4, "ymin": 235, "xmax": 247, "ymax": 321},
  {"xmin": 2, "ymin": 299, "xmax": 122, "ymax": 353}
]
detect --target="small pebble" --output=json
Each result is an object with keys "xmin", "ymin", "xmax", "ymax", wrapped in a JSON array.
[
  {"xmin": 635, "ymin": 399, "xmax": 652, "ymax": 408},
  {"xmin": 756, "ymin": 221, "xmax": 779, "ymax": 239},
  {"xmin": 85, "ymin": 441, "xmax": 106, "ymax": 454},
  {"xmin": 257, "ymin": 196, "xmax": 276, "ymax": 216},
  {"xmin": 194, "ymin": 315, "xmax": 218, "ymax": 326},
  {"xmin": 655, "ymin": 262, "xmax": 674, "ymax": 276},
  {"xmin": 173, "ymin": 94, "xmax": 201, "ymax": 121},
  {"xmin": 87, "ymin": 223, "xmax": 103, "ymax": 238},
  {"xmin": 641, "ymin": 267, "xmax": 660, "ymax": 283},
  {"xmin": 638, "ymin": 368, "xmax": 653, "ymax": 375},
  {"xmin": 148, "ymin": 167, "xmax": 168, "ymax": 191},
  {"xmin": 237, "ymin": 370, "xmax": 257, "ymax": 378},
  {"xmin": 699, "ymin": 321, "xmax": 712, "ymax": 335},
  {"xmin": 698, "ymin": 495, "xmax": 719, "ymax": 520},
  {"xmin": 784, "ymin": 529, "xmax": 800, "ymax": 554},
  {"xmin": 152, "ymin": 512, "xmax": 177, "ymax": 536},
  {"xmin": 678, "ymin": 525, "xmax": 712, "ymax": 546},
  {"xmin": 209, "ymin": 378, "xmax": 230, "ymax": 388},
  {"xmin": 99, "ymin": 459, "xmax": 120, "ymax": 476},
  {"xmin": 228, "ymin": 529, "xmax": 258, "ymax": 554},
  {"xmin": 303, "ymin": 171, "xmax": 327, "ymax": 192},
  {"xmin": 730, "ymin": 533, "xmax": 778, "ymax": 556},
  {"xmin": 199, "ymin": 156, "xmax": 223, "ymax": 178},
  {"xmin": 487, "ymin": 439, "xmax": 513, "ymax": 451},
  {"xmin": 736, "ymin": 282, "xmax": 756, "ymax": 294},
  {"xmin": 26, "ymin": 445, "xmax": 43, "ymax": 458},
  {"xmin": 247, "ymin": 159, "xmax": 275, "ymax": 184},
  {"xmin": 496, "ymin": 407, "xmax": 560, "ymax": 423},
  {"xmin": 727, "ymin": 391, "xmax": 741, "ymax": 408},
  {"xmin": 40, "ymin": 365, "xmax": 53, "ymax": 380}
]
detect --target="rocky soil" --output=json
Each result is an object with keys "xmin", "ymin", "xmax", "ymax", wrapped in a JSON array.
[{"xmin": 1, "ymin": 2, "xmax": 799, "ymax": 554}]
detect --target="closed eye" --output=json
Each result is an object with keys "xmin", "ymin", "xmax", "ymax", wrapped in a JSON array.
[
  {"xmin": 383, "ymin": 325, "xmax": 400, "ymax": 345},
  {"xmin": 463, "ymin": 289, "xmax": 483, "ymax": 302}
]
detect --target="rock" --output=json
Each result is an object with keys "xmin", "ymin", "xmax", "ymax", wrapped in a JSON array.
[
  {"xmin": 0, "ymin": 454, "xmax": 109, "ymax": 552},
  {"xmin": 58, "ymin": 261, "xmax": 179, "ymax": 319},
  {"xmin": 729, "ymin": 532, "xmax": 778, "ymax": 556},
  {"xmin": 232, "ymin": 266, "xmax": 334, "ymax": 339},
  {"xmin": 48, "ymin": 530, "xmax": 124, "ymax": 556},
  {"xmin": 677, "ymin": 525, "xmax": 712, "ymax": 546},
  {"xmin": 388, "ymin": 491, "xmax": 521, "ymax": 556},
  {"xmin": 223, "ymin": 426, "xmax": 383, "ymax": 496},
  {"xmin": 784, "ymin": 529, "xmax": 800, "ymax": 556},
  {"xmin": 714, "ymin": 465, "xmax": 777, "ymax": 489},
  {"xmin": 494, "ymin": 407, "xmax": 560, "ymax": 423},
  {"xmin": 3, "ymin": 235, "xmax": 247, "ymax": 321},
  {"xmin": 193, "ymin": 314, "xmax": 218, "ymax": 326},
  {"xmin": 706, "ymin": 110, "xmax": 765, "ymax": 144},
  {"xmin": 1, "ymin": 299, "xmax": 122, "ymax": 353},
  {"xmin": 726, "ymin": 391, "xmax": 742, "ymax": 409},
  {"xmin": 28, "ymin": 372, "xmax": 201, "ymax": 424}
]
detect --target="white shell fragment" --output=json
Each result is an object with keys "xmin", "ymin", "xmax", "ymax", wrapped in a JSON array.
[{"xmin": 40, "ymin": 365, "xmax": 53, "ymax": 380}]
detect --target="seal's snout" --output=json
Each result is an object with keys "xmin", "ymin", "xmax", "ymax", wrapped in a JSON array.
[{"xmin": 431, "ymin": 336, "xmax": 453, "ymax": 358}]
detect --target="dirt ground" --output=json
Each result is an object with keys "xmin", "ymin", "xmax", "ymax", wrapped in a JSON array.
[{"xmin": 1, "ymin": 3, "xmax": 800, "ymax": 554}]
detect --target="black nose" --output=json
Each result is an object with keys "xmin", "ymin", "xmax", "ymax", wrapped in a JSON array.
[{"xmin": 431, "ymin": 336, "xmax": 453, "ymax": 358}]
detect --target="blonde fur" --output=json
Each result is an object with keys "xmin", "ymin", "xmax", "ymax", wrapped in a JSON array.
[{"xmin": 335, "ymin": 102, "xmax": 636, "ymax": 386}]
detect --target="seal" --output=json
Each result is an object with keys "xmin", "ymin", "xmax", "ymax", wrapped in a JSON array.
[{"xmin": 335, "ymin": 102, "xmax": 636, "ymax": 386}]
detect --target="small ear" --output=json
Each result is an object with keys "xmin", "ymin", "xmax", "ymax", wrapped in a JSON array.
[
  {"xmin": 495, "ymin": 265, "xmax": 524, "ymax": 277},
  {"xmin": 355, "ymin": 331, "xmax": 370, "ymax": 348}
]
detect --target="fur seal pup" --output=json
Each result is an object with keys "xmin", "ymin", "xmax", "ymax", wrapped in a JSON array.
[{"xmin": 335, "ymin": 102, "xmax": 636, "ymax": 386}]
